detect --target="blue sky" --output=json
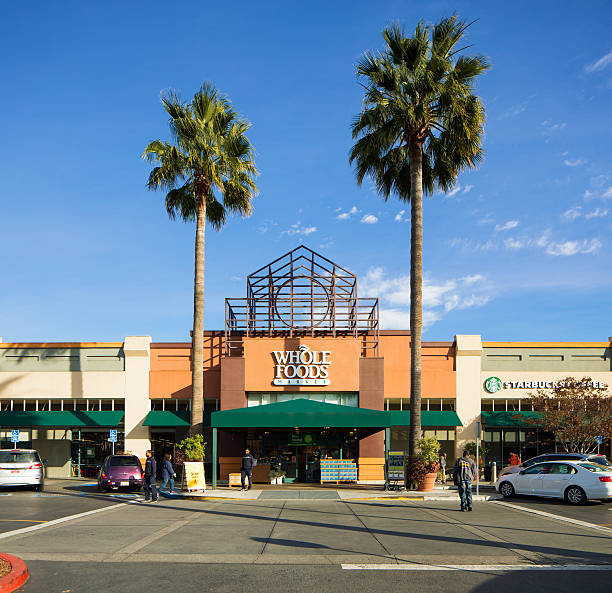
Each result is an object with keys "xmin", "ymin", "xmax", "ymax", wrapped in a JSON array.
[{"xmin": 1, "ymin": 1, "xmax": 611, "ymax": 342}]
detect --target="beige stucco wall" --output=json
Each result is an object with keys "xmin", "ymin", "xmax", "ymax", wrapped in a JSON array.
[
  {"xmin": 479, "ymin": 371, "xmax": 612, "ymax": 398},
  {"xmin": 123, "ymin": 336, "xmax": 152, "ymax": 458},
  {"xmin": 0, "ymin": 371, "xmax": 125, "ymax": 399},
  {"xmin": 455, "ymin": 335, "xmax": 483, "ymax": 457}
]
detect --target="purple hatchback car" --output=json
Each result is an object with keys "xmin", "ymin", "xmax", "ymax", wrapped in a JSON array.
[{"xmin": 98, "ymin": 454, "xmax": 144, "ymax": 492}]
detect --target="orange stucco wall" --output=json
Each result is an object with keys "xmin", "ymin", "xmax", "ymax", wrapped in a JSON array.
[
  {"xmin": 149, "ymin": 333, "xmax": 456, "ymax": 400},
  {"xmin": 149, "ymin": 334, "xmax": 224, "ymax": 399},
  {"xmin": 243, "ymin": 336, "xmax": 362, "ymax": 392},
  {"xmin": 379, "ymin": 334, "xmax": 456, "ymax": 398}
]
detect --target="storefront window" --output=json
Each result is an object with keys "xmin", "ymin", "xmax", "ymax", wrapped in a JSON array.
[
  {"xmin": 481, "ymin": 399, "xmax": 494, "ymax": 411},
  {"xmin": 387, "ymin": 399, "xmax": 402, "ymax": 411},
  {"xmin": 246, "ymin": 392, "xmax": 358, "ymax": 407}
]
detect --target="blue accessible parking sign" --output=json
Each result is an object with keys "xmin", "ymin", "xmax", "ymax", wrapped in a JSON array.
[
  {"xmin": 109, "ymin": 430, "xmax": 117, "ymax": 443},
  {"xmin": 11, "ymin": 430, "xmax": 19, "ymax": 443}
]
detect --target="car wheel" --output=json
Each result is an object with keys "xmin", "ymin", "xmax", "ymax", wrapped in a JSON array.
[
  {"xmin": 33, "ymin": 485, "xmax": 42, "ymax": 492},
  {"xmin": 565, "ymin": 486, "xmax": 586, "ymax": 505},
  {"xmin": 499, "ymin": 482, "xmax": 515, "ymax": 498}
]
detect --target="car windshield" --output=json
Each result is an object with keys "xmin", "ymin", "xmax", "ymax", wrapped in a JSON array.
[
  {"xmin": 109, "ymin": 456, "xmax": 140, "ymax": 467},
  {"xmin": 578, "ymin": 462, "xmax": 611, "ymax": 473},
  {"xmin": 0, "ymin": 451, "xmax": 40, "ymax": 463}
]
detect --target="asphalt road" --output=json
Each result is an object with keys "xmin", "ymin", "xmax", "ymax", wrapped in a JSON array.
[
  {"xmin": 0, "ymin": 481, "xmax": 610, "ymax": 593},
  {"xmin": 0, "ymin": 481, "xmax": 122, "ymax": 535},
  {"xmin": 15, "ymin": 562, "xmax": 612, "ymax": 593},
  {"xmin": 497, "ymin": 494, "xmax": 612, "ymax": 527}
]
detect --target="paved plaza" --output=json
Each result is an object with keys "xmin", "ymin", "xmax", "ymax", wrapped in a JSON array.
[{"xmin": 0, "ymin": 481, "xmax": 610, "ymax": 592}]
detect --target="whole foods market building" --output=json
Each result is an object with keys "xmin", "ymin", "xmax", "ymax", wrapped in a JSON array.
[{"xmin": 1, "ymin": 246, "xmax": 610, "ymax": 481}]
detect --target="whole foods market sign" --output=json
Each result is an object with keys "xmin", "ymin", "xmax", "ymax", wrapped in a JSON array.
[
  {"xmin": 273, "ymin": 345, "xmax": 331, "ymax": 386},
  {"xmin": 485, "ymin": 376, "xmax": 608, "ymax": 393}
]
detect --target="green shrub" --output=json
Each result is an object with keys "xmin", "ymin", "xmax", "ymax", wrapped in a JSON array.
[{"xmin": 177, "ymin": 434, "xmax": 207, "ymax": 461}]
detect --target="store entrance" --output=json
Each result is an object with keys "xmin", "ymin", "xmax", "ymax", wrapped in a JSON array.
[{"xmin": 246, "ymin": 428, "xmax": 358, "ymax": 484}]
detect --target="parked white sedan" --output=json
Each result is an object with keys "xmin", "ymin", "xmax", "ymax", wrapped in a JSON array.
[
  {"xmin": 0, "ymin": 449, "xmax": 44, "ymax": 490},
  {"xmin": 496, "ymin": 461, "xmax": 612, "ymax": 505}
]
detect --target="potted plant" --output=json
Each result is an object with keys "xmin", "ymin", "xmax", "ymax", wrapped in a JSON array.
[
  {"xmin": 268, "ymin": 466, "xmax": 285, "ymax": 485},
  {"xmin": 406, "ymin": 436, "xmax": 440, "ymax": 492}
]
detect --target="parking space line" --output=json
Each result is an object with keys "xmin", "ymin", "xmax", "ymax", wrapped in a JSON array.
[
  {"xmin": 341, "ymin": 564, "xmax": 612, "ymax": 571},
  {"xmin": 0, "ymin": 501, "xmax": 131, "ymax": 541},
  {"xmin": 492, "ymin": 500, "xmax": 612, "ymax": 535}
]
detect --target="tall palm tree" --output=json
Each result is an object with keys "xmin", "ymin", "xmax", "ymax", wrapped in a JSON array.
[
  {"xmin": 143, "ymin": 83, "xmax": 258, "ymax": 435},
  {"xmin": 350, "ymin": 17, "xmax": 488, "ymax": 460}
]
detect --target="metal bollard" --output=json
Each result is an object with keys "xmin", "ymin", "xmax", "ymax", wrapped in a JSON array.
[{"xmin": 491, "ymin": 461, "xmax": 497, "ymax": 483}]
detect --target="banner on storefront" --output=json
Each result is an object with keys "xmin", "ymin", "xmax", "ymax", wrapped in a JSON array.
[{"xmin": 184, "ymin": 461, "xmax": 206, "ymax": 491}]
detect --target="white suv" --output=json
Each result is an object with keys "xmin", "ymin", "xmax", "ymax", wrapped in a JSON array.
[{"xmin": 0, "ymin": 449, "xmax": 44, "ymax": 491}]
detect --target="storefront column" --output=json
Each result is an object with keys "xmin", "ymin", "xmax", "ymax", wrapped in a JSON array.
[
  {"xmin": 358, "ymin": 357, "xmax": 385, "ymax": 483},
  {"xmin": 455, "ymin": 335, "xmax": 483, "ymax": 459},
  {"xmin": 123, "ymin": 336, "xmax": 152, "ymax": 461},
  {"xmin": 212, "ymin": 428, "xmax": 217, "ymax": 490}
]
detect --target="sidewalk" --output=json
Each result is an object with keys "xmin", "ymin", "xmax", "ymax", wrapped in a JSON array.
[{"xmin": 158, "ymin": 484, "xmax": 500, "ymax": 502}]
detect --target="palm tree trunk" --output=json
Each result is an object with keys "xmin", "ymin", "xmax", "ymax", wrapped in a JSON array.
[
  {"xmin": 190, "ymin": 196, "xmax": 206, "ymax": 435},
  {"xmin": 408, "ymin": 144, "xmax": 423, "ymax": 460}
]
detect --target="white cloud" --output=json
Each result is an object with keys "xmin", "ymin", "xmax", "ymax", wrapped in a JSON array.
[
  {"xmin": 504, "ymin": 237, "xmax": 524, "ymax": 250},
  {"xmin": 562, "ymin": 207, "xmax": 582, "ymax": 221},
  {"xmin": 361, "ymin": 267, "xmax": 491, "ymax": 330},
  {"xmin": 445, "ymin": 186, "xmax": 462, "ymax": 197},
  {"xmin": 394, "ymin": 210, "xmax": 406, "ymax": 222},
  {"xmin": 231, "ymin": 275, "xmax": 241, "ymax": 281},
  {"xmin": 545, "ymin": 238, "xmax": 602, "ymax": 256},
  {"xmin": 500, "ymin": 101, "xmax": 528, "ymax": 119},
  {"xmin": 361, "ymin": 214, "xmax": 378, "ymax": 224},
  {"xmin": 494, "ymin": 220, "xmax": 519, "ymax": 231},
  {"xmin": 541, "ymin": 120, "xmax": 567, "ymax": 134},
  {"xmin": 585, "ymin": 51, "xmax": 612, "ymax": 73},
  {"xmin": 449, "ymin": 237, "xmax": 496, "ymax": 252},
  {"xmin": 583, "ymin": 176, "xmax": 612, "ymax": 201},
  {"xmin": 462, "ymin": 185, "xmax": 473, "ymax": 194},
  {"xmin": 282, "ymin": 222, "xmax": 317, "ymax": 236},
  {"xmin": 336, "ymin": 205, "xmax": 360, "ymax": 220},
  {"xmin": 585, "ymin": 208, "xmax": 608, "ymax": 219},
  {"xmin": 535, "ymin": 231, "xmax": 551, "ymax": 248},
  {"xmin": 563, "ymin": 158, "xmax": 586, "ymax": 167},
  {"xmin": 462, "ymin": 274, "xmax": 485, "ymax": 285}
]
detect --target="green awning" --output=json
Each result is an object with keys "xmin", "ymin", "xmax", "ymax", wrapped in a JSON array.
[
  {"xmin": 388, "ymin": 410, "xmax": 463, "ymax": 427},
  {"xmin": 212, "ymin": 399, "xmax": 390, "ymax": 428},
  {"xmin": 481, "ymin": 411, "xmax": 544, "ymax": 428},
  {"xmin": 143, "ymin": 411, "xmax": 211, "ymax": 427},
  {"xmin": 0, "ymin": 411, "xmax": 124, "ymax": 427}
]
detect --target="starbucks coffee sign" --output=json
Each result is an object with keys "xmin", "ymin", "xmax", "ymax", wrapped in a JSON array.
[
  {"xmin": 272, "ymin": 345, "xmax": 331, "ymax": 386},
  {"xmin": 485, "ymin": 376, "xmax": 608, "ymax": 393},
  {"xmin": 484, "ymin": 377, "xmax": 503, "ymax": 393}
]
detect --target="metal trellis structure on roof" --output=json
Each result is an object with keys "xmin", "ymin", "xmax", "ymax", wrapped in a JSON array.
[{"xmin": 225, "ymin": 246, "xmax": 379, "ymax": 355}]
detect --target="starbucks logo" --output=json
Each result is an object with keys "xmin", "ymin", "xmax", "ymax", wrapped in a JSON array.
[{"xmin": 485, "ymin": 377, "xmax": 503, "ymax": 393}]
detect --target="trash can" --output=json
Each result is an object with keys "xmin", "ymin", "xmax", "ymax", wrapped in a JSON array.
[{"xmin": 483, "ymin": 464, "xmax": 491, "ymax": 482}]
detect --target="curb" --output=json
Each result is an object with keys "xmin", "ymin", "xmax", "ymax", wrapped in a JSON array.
[{"xmin": 0, "ymin": 554, "xmax": 29, "ymax": 593}]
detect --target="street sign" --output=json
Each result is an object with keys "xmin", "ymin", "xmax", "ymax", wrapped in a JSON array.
[
  {"xmin": 109, "ymin": 430, "xmax": 117, "ymax": 443},
  {"xmin": 596, "ymin": 435, "xmax": 603, "ymax": 445},
  {"xmin": 11, "ymin": 430, "xmax": 19, "ymax": 443}
]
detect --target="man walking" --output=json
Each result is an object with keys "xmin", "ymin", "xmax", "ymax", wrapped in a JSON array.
[
  {"xmin": 143, "ymin": 450, "xmax": 158, "ymax": 503},
  {"xmin": 453, "ymin": 449, "xmax": 477, "ymax": 511},
  {"xmin": 439, "ymin": 452, "xmax": 447, "ymax": 483},
  {"xmin": 241, "ymin": 448, "xmax": 255, "ymax": 491}
]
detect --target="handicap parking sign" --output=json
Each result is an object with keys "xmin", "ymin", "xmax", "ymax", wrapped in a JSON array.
[
  {"xmin": 109, "ymin": 429, "xmax": 117, "ymax": 443},
  {"xmin": 11, "ymin": 430, "xmax": 19, "ymax": 443},
  {"xmin": 596, "ymin": 435, "xmax": 603, "ymax": 445}
]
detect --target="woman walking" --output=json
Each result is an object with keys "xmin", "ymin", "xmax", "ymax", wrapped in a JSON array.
[{"xmin": 159, "ymin": 453, "xmax": 176, "ymax": 493}]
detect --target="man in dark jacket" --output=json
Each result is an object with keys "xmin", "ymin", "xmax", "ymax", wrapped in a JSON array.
[
  {"xmin": 453, "ymin": 450, "xmax": 477, "ymax": 511},
  {"xmin": 241, "ymin": 448, "xmax": 255, "ymax": 491},
  {"xmin": 143, "ymin": 450, "xmax": 158, "ymax": 502}
]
